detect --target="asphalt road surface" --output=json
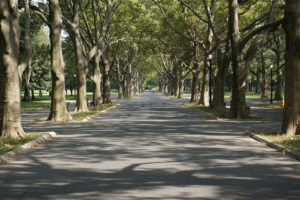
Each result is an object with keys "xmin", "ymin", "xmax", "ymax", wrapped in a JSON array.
[{"xmin": 0, "ymin": 92, "xmax": 299, "ymax": 200}]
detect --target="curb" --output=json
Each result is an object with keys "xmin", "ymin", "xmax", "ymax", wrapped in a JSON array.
[
  {"xmin": 80, "ymin": 104, "xmax": 119, "ymax": 122},
  {"xmin": 0, "ymin": 132, "xmax": 57, "ymax": 165},
  {"xmin": 244, "ymin": 131, "xmax": 300, "ymax": 161}
]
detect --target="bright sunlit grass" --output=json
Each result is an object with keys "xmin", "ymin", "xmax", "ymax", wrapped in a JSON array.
[
  {"xmin": 255, "ymin": 131, "xmax": 300, "ymax": 154},
  {"xmin": 185, "ymin": 102, "xmax": 231, "ymax": 118},
  {"xmin": 71, "ymin": 104, "xmax": 115, "ymax": 121},
  {"xmin": 224, "ymin": 92, "xmax": 261, "ymax": 99},
  {"xmin": 185, "ymin": 102, "xmax": 265, "ymax": 120},
  {"xmin": 0, "ymin": 133, "xmax": 45, "ymax": 155},
  {"xmin": 21, "ymin": 101, "xmax": 51, "ymax": 109},
  {"xmin": 21, "ymin": 92, "xmax": 118, "ymax": 110},
  {"xmin": 260, "ymin": 103, "xmax": 281, "ymax": 108}
]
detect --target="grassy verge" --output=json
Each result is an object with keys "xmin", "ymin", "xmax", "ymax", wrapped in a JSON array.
[
  {"xmin": 185, "ymin": 102, "xmax": 230, "ymax": 118},
  {"xmin": 71, "ymin": 103, "xmax": 115, "ymax": 121},
  {"xmin": 255, "ymin": 131, "xmax": 300, "ymax": 154},
  {"xmin": 224, "ymin": 92, "xmax": 261, "ymax": 99},
  {"xmin": 21, "ymin": 101, "xmax": 51, "ymax": 110},
  {"xmin": 260, "ymin": 103, "xmax": 281, "ymax": 108},
  {"xmin": 0, "ymin": 133, "xmax": 46, "ymax": 155},
  {"xmin": 168, "ymin": 95, "xmax": 178, "ymax": 99},
  {"xmin": 185, "ymin": 102, "xmax": 264, "ymax": 120},
  {"xmin": 21, "ymin": 92, "xmax": 118, "ymax": 110}
]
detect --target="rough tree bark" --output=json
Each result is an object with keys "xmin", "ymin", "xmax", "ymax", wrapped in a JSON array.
[
  {"xmin": 213, "ymin": 48, "xmax": 230, "ymax": 109},
  {"xmin": 22, "ymin": 61, "xmax": 32, "ymax": 102},
  {"xmin": 190, "ymin": 65, "xmax": 200, "ymax": 103},
  {"xmin": 273, "ymin": 33, "xmax": 283, "ymax": 100},
  {"xmin": 229, "ymin": 0, "xmax": 282, "ymax": 118},
  {"xmin": 281, "ymin": 0, "xmax": 300, "ymax": 135},
  {"xmin": 48, "ymin": 0, "xmax": 71, "ymax": 121},
  {"xmin": 20, "ymin": 0, "xmax": 33, "ymax": 102},
  {"xmin": 91, "ymin": 52, "xmax": 102, "ymax": 107},
  {"xmin": 67, "ymin": 1, "xmax": 89, "ymax": 112},
  {"xmin": 260, "ymin": 52, "xmax": 269, "ymax": 98},
  {"xmin": 229, "ymin": 0, "xmax": 247, "ymax": 118},
  {"xmin": 199, "ymin": 0, "xmax": 215, "ymax": 107},
  {"xmin": 102, "ymin": 57, "xmax": 112, "ymax": 104},
  {"xmin": 199, "ymin": 59, "xmax": 209, "ymax": 106},
  {"xmin": 0, "ymin": 0, "xmax": 25, "ymax": 138}
]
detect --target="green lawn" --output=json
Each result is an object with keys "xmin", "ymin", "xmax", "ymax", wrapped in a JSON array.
[
  {"xmin": 224, "ymin": 92, "xmax": 261, "ymax": 99},
  {"xmin": 21, "ymin": 101, "xmax": 51, "ymax": 110},
  {"xmin": 72, "ymin": 104, "xmax": 115, "ymax": 121},
  {"xmin": 185, "ymin": 102, "xmax": 265, "ymax": 120},
  {"xmin": 0, "ymin": 133, "xmax": 45, "ymax": 155},
  {"xmin": 260, "ymin": 103, "xmax": 281, "ymax": 108},
  {"xmin": 255, "ymin": 131, "xmax": 300, "ymax": 154},
  {"xmin": 21, "ymin": 92, "xmax": 118, "ymax": 110},
  {"xmin": 185, "ymin": 102, "xmax": 231, "ymax": 118}
]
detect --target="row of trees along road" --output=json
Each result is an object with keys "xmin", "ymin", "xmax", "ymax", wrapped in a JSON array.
[
  {"xmin": 150, "ymin": 0, "xmax": 299, "ymax": 135},
  {"xmin": 0, "ymin": 0, "xmax": 300, "ymax": 138}
]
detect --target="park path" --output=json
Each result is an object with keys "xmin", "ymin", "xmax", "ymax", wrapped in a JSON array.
[{"xmin": 0, "ymin": 92, "xmax": 299, "ymax": 200}]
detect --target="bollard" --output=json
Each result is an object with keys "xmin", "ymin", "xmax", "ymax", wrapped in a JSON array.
[{"xmin": 281, "ymin": 99, "xmax": 285, "ymax": 108}]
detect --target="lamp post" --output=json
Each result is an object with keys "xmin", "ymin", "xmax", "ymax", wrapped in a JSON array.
[
  {"xmin": 208, "ymin": 54, "xmax": 213, "ymax": 107},
  {"xmin": 270, "ymin": 64, "xmax": 273, "ymax": 104}
]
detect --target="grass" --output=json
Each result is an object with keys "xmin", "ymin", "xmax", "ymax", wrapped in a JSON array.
[
  {"xmin": 0, "ymin": 133, "xmax": 46, "ymax": 155},
  {"xmin": 71, "ymin": 103, "xmax": 115, "ymax": 121},
  {"xmin": 185, "ymin": 102, "xmax": 231, "ymax": 118},
  {"xmin": 185, "ymin": 102, "xmax": 265, "ymax": 120},
  {"xmin": 21, "ymin": 101, "xmax": 51, "ymax": 110},
  {"xmin": 224, "ymin": 92, "xmax": 261, "ymax": 99},
  {"xmin": 168, "ymin": 95, "xmax": 178, "ymax": 99},
  {"xmin": 260, "ymin": 102, "xmax": 281, "ymax": 108},
  {"xmin": 255, "ymin": 130, "xmax": 300, "ymax": 154},
  {"xmin": 21, "ymin": 92, "xmax": 118, "ymax": 110}
]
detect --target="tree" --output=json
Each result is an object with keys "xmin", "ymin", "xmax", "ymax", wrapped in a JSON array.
[
  {"xmin": 229, "ymin": 0, "xmax": 283, "ymax": 118},
  {"xmin": 61, "ymin": 0, "xmax": 117, "ymax": 111},
  {"xmin": 19, "ymin": 0, "xmax": 33, "ymax": 102},
  {"xmin": 281, "ymin": 0, "xmax": 300, "ymax": 135},
  {"xmin": 0, "ymin": 0, "xmax": 25, "ymax": 138},
  {"xmin": 46, "ymin": 0, "xmax": 70, "ymax": 121}
]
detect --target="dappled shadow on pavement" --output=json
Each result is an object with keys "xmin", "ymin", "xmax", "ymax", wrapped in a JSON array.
[{"xmin": 1, "ymin": 92, "xmax": 299, "ymax": 200}]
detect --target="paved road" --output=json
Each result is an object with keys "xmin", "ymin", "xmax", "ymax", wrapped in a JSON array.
[{"xmin": 1, "ymin": 92, "xmax": 299, "ymax": 200}]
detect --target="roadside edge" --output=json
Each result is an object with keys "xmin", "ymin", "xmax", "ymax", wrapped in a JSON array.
[
  {"xmin": 244, "ymin": 131, "xmax": 300, "ymax": 161},
  {"xmin": 0, "ymin": 132, "xmax": 57, "ymax": 165}
]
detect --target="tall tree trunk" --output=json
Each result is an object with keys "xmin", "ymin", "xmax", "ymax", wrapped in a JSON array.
[
  {"xmin": 18, "ymin": 0, "xmax": 32, "ymax": 77},
  {"xmin": 281, "ymin": 0, "xmax": 300, "ymax": 135},
  {"xmin": 274, "ymin": 68, "xmax": 283, "ymax": 100},
  {"xmin": 229, "ymin": 0, "xmax": 248, "ymax": 118},
  {"xmin": 229, "ymin": 0, "xmax": 279, "ymax": 118},
  {"xmin": 213, "ymin": 49, "xmax": 230, "ymax": 109},
  {"xmin": 199, "ymin": 61, "xmax": 209, "ymax": 106},
  {"xmin": 31, "ymin": 88, "xmax": 35, "ymax": 100},
  {"xmin": 116, "ymin": 62, "xmax": 124, "ymax": 99},
  {"xmin": 102, "ymin": 62, "xmax": 112, "ymax": 103},
  {"xmin": 255, "ymin": 69, "xmax": 262, "ymax": 94},
  {"xmin": 0, "ymin": 0, "xmax": 25, "ymax": 138},
  {"xmin": 274, "ymin": 51, "xmax": 283, "ymax": 100},
  {"xmin": 260, "ymin": 55, "xmax": 268, "ymax": 98},
  {"xmin": 22, "ymin": 67, "xmax": 31, "ymax": 102},
  {"xmin": 48, "ymin": 0, "xmax": 71, "ymax": 121},
  {"xmin": 70, "ymin": 9, "xmax": 89, "ymax": 112},
  {"xmin": 92, "ymin": 52, "xmax": 102, "ymax": 107},
  {"xmin": 20, "ymin": 0, "xmax": 32, "ymax": 103},
  {"xmin": 190, "ymin": 66, "xmax": 200, "ymax": 103},
  {"xmin": 177, "ymin": 72, "xmax": 184, "ymax": 99}
]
